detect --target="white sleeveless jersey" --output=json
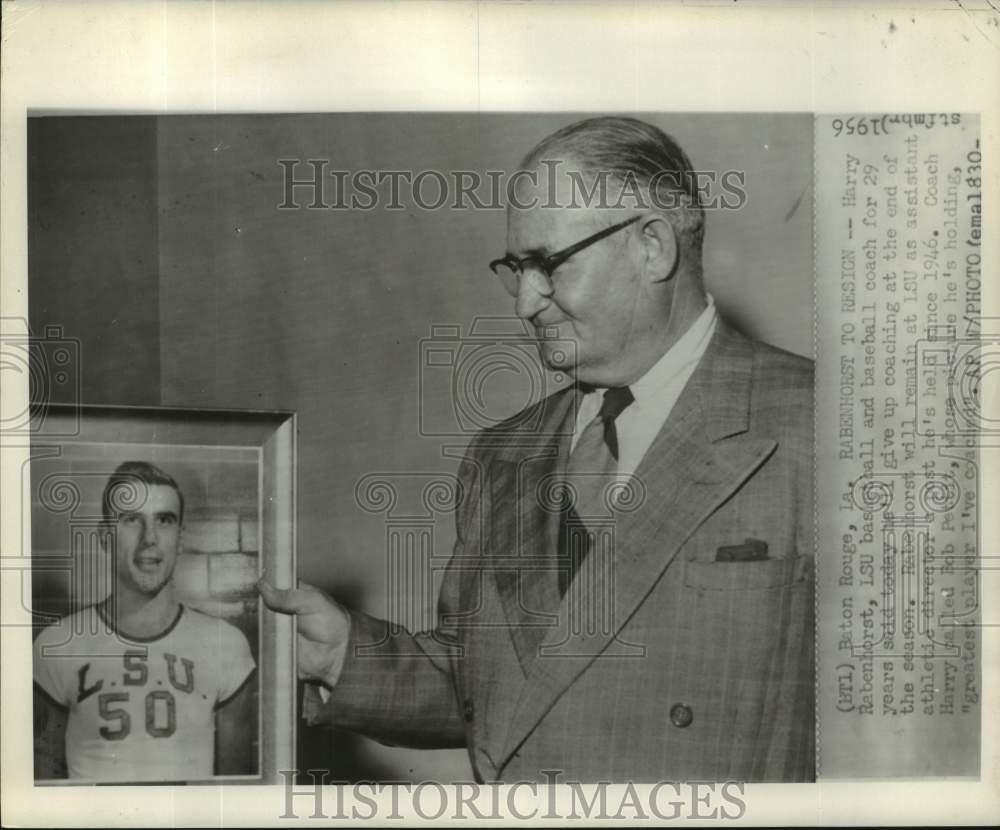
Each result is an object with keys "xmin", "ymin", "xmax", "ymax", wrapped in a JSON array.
[{"xmin": 33, "ymin": 604, "xmax": 255, "ymax": 782}]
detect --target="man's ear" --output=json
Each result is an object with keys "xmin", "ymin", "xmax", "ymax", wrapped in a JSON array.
[{"xmin": 638, "ymin": 214, "xmax": 679, "ymax": 283}]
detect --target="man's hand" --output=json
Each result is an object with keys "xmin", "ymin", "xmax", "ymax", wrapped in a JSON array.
[{"xmin": 257, "ymin": 578, "xmax": 351, "ymax": 686}]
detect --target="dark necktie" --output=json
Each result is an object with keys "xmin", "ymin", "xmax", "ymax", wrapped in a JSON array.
[{"xmin": 558, "ymin": 386, "xmax": 634, "ymax": 596}]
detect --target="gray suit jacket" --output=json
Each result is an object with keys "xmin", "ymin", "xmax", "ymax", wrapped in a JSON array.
[{"xmin": 308, "ymin": 320, "xmax": 815, "ymax": 782}]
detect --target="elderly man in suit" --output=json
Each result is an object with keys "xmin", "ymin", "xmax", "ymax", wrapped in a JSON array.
[{"xmin": 261, "ymin": 116, "xmax": 814, "ymax": 783}]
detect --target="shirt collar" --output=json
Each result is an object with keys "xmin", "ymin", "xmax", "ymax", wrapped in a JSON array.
[{"xmin": 628, "ymin": 293, "xmax": 717, "ymax": 408}]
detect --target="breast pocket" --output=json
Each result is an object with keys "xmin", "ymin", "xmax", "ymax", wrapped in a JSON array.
[{"xmin": 684, "ymin": 555, "xmax": 812, "ymax": 591}]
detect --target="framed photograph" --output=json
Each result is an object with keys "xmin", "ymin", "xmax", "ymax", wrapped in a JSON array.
[{"xmin": 28, "ymin": 403, "xmax": 295, "ymax": 785}]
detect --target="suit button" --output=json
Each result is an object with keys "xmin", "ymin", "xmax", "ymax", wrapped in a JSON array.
[
  {"xmin": 669, "ymin": 703, "xmax": 693, "ymax": 728},
  {"xmin": 463, "ymin": 699, "xmax": 474, "ymax": 723}
]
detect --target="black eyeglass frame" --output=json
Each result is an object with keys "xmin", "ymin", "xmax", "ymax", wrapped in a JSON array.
[{"xmin": 489, "ymin": 214, "xmax": 642, "ymax": 294}]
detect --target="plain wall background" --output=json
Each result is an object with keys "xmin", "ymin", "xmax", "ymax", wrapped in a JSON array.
[{"xmin": 29, "ymin": 112, "xmax": 813, "ymax": 781}]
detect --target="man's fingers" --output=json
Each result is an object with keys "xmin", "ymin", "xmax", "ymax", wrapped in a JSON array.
[
  {"xmin": 257, "ymin": 578, "xmax": 300, "ymax": 613},
  {"xmin": 257, "ymin": 577, "xmax": 325, "ymax": 615},
  {"xmin": 256, "ymin": 577, "xmax": 282, "ymax": 608}
]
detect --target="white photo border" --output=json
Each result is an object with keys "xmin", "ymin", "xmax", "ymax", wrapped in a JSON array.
[{"xmin": 1, "ymin": 0, "xmax": 997, "ymax": 826}]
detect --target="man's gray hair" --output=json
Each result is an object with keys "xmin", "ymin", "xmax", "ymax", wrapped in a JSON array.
[{"xmin": 521, "ymin": 116, "xmax": 706, "ymax": 250}]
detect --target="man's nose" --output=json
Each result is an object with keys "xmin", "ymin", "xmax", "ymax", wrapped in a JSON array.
[
  {"xmin": 142, "ymin": 517, "xmax": 156, "ymax": 545},
  {"xmin": 514, "ymin": 268, "xmax": 553, "ymax": 320}
]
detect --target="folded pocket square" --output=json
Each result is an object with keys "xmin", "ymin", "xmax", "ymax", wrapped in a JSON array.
[{"xmin": 715, "ymin": 537, "xmax": 769, "ymax": 562}]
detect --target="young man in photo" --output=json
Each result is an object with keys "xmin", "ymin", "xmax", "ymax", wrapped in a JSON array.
[{"xmin": 33, "ymin": 461, "xmax": 257, "ymax": 782}]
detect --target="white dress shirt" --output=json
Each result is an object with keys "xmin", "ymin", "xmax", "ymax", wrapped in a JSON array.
[{"xmin": 571, "ymin": 295, "xmax": 718, "ymax": 486}]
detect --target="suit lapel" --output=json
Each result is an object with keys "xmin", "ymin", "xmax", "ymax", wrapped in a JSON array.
[
  {"xmin": 489, "ymin": 388, "xmax": 577, "ymax": 671},
  {"xmin": 497, "ymin": 321, "xmax": 778, "ymax": 769}
]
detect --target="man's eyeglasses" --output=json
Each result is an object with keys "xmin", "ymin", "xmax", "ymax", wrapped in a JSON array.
[{"xmin": 489, "ymin": 215, "xmax": 641, "ymax": 297}]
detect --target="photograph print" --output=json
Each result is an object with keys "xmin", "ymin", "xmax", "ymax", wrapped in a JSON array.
[
  {"xmin": 29, "ymin": 405, "xmax": 295, "ymax": 784},
  {"xmin": 27, "ymin": 112, "xmax": 813, "ymax": 784}
]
